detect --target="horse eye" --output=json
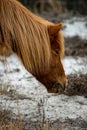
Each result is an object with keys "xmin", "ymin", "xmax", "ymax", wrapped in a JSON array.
[
  {"xmin": 55, "ymin": 49, "xmax": 59, "ymax": 54},
  {"xmin": 52, "ymin": 50, "xmax": 59, "ymax": 56}
]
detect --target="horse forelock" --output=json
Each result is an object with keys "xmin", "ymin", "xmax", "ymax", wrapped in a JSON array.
[
  {"xmin": 57, "ymin": 31, "xmax": 64, "ymax": 59},
  {"xmin": 0, "ymin": 0, "xmax": 52, "ymax": 75}
]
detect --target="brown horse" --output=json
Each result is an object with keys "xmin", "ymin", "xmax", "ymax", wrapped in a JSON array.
[{"xmin": 0, "ymin": 0, "xmax": 67, "ymax": 93}]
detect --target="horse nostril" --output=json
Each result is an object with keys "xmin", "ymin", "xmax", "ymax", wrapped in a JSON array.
[{"xmin": 54, "ymin": 83, "xmax": 65, "ymax": 93}]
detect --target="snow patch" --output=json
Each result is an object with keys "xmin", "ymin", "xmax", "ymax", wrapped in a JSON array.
[
  {"xmin": 63, "ymin": 56, "xmax": 87, "ymax": 75},
  {"xmin": 63, "ymin": 17, "xmax": 87, "ymax": 39}
]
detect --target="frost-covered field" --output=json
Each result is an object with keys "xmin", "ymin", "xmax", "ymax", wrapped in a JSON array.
[{"xmin": 63, "ymin": 17, "xmax": 87, "ymax": 39}]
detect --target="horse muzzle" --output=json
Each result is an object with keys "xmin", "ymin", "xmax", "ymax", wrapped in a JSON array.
[
  {"xmin": 54, "ymin": 82, "xmax": 66, "ymax": 93},
  {"xmin": 47, "ymin": 81, "xmax": 68, "ymax": 93}
]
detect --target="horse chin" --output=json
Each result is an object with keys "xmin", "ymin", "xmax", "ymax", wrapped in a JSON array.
[
  {"xmin": 47, "ymin": 82, "xmax": 65, "ymax": 93},
  {"xmin": 54, "ymin": 82, "xmax": 65, "ymax": 93}
]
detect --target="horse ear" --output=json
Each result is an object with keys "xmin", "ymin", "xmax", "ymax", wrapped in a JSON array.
[{"xmin": 48, "ymin": 23, "xmax": 62, "ymax": 35}]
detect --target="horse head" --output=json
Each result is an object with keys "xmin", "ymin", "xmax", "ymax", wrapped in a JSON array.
[{"xmin": 37, "ymin": 23, "xmax": 67, "ymax": 93}]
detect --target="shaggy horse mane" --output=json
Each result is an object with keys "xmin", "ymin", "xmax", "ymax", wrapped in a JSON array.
[{"xmin": 0, "ymin": 0, "xmax": 64, "ymax": 76}]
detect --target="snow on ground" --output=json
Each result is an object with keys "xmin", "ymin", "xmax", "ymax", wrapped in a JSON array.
[
  {"xmin": 63, "ymin": 56, "xmax": 87, "ymax": 75},
  {"xmin": 63, "ymin": 17, "xmax": 87, "ymax": 39},
  {"xmin": 0, "ymin": 55, "xmax": 47, "ymax": 96},
  {"xmin": 0, "ymin": 54, "xmax": 87, "ymax": 123},
  {"xmin": 1, "ymin": 94, "xmax": 87, "ymax": 122}
]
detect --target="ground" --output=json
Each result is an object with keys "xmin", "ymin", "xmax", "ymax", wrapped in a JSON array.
[
  {"xmin": 0, "ymin": 15, "xmax": 87, "ymax": 130},
  {"xmin": 64, "ymin": 36, "xmax": 87, "ymax": 96}
]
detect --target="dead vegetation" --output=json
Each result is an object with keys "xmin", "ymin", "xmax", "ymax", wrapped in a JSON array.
[
  {"xmin": 65, "ymin": 74, "xmax": 87, "ymax": 96},
  {"xmin": 65, "ymin": 36, "xmax": 87, "ymax": 56}
]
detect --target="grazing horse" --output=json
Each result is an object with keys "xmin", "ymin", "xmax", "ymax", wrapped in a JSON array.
[{"xmin": 0, "ymin": 0, "xmax": 67, "ymax": 93}]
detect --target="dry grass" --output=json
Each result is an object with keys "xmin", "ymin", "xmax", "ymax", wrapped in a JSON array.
[
  {"xmin": 0, "ymin": 122, "xmax": 53, "ymax": 130},
  {"xmin": 0, "ymin": 110, "xmax": 22, "ymax": 130},
  {"xmin": 0, "ymin": 109, "xmax": 22, "ymax": 130},
  {"xmin": 0, "ymin": 122, "xmax": 22, "ymax": 130}
]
